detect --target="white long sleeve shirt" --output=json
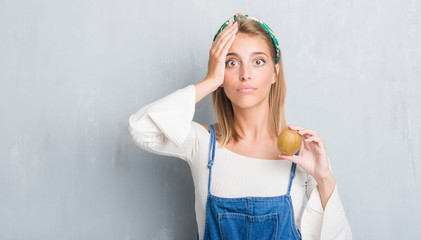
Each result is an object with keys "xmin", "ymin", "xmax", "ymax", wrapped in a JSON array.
[{"xmin": 127, "ymin": 84, "xmax": 352, "ymax": 240}]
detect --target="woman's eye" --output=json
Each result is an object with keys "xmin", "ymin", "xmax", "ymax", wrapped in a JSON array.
[
  {"xmin": 226, "ymin": 59, "xmax": 265, "ymax": 67},
  {"xmin": 225, "ymin": 60, "xmax": 237, "ymax": 67},
  {"xmin": 255, "ymin": 59, "xmax": 265, "ymax": 65}
]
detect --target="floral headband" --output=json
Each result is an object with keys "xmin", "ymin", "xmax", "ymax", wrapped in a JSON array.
[{"xmin": 212, "ymin": 13, "xmax": 280, "ymax": 64}]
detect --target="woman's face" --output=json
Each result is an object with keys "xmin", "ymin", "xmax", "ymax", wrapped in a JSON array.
[{"xmin": 222, "ymin": 33, "xmax": 279, "ymax": 109}]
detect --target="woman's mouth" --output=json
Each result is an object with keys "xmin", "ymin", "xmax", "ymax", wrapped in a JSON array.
[
  {"xmin": 237, "ymin": 86, "xmax": 257, "ymax": 93},
  {"xmin": 237, "ymin": 88, "xmax": 256, "ymax": 93}
]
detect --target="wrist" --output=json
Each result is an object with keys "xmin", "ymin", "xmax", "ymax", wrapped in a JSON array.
[
  {"xmin": 316, "ymin": 174, "xmax": 336, "ymax": 211},
  {"xmin": 204, "ymin": 77, "xmax": 222, "ymax": 88},
  {"xmin": 315, "ymin": 170, "xmax": 335, "ymax": 185},
  {"xmin": 195, "ymin": 79, "xmax": 219, "ymax": 104}
]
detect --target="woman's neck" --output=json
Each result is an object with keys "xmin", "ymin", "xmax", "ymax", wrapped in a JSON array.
[{"xmin": 232, "ymin": 104, "xmax": 273, "ymax": 142}]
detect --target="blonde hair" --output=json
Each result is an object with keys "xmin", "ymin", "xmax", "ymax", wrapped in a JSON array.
[{"xmin": 211, "ymin": 17, "xmax": 288, "ymax": 146}]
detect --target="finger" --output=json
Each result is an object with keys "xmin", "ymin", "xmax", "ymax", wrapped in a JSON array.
[
  {"xmin": 215, "ymin": 30, "xmax": 238, "ymax": 58},
  {"xmin": 289, "ymin": 126, "xmax": 318, "ymax": 138},
  {"xmin": 304, "ymin": 136, "xmax": 322, "ymax": 147},
  {"xmin": 301, "ymin": 129, "xmax": 318, "ymax": 137},
  {"xmin": 212, "ymin": 24, "xmax": 231, "ymax": 49},
  {"xmin": 288, "ymin": 125, "xmax": 305, "ymax": 131},
  {"xmin": 214, "ymin": 23, "xmax": 238, "ymax": 56},
  {"xmin": 297, "ymin": 129, "xmax": 319, "ymax": 138},
  {"xmin": 287, "ymin": 128, "xmax": 312, "ymax": 140},
  {"xmin": 213, "ymin": 21, "xmax": 237, "ymax": 45},
  {"xmin": 289, "ymin": 125, "xmax": 318, "ymax": 135},
  {"xmin": 220, "ymin": 31, "xmax": 237, "ymax": 56},
  {"xmin": 278, "ymin": 154, "xmax": 302, "ymax": 166},
  {"xmin": 211, "ymin": 23, "xmax": 235, "ymax": 50}
]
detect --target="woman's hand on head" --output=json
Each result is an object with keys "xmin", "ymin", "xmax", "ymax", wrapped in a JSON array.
[{"xmin": 205, "ymin": 21, "xmax": 238, "ymax": 87}]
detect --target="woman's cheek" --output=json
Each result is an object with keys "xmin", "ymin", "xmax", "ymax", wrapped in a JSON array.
[{"xmin": 224, "ymin": 69, "xmax": 236, "ymax": 82}]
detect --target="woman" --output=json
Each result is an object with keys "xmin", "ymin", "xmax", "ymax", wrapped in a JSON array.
[{"xmin": 128, "ymin": 13, "xmax": 352, "ymax": 240}]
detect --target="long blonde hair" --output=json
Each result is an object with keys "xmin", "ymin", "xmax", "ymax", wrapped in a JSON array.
[{"xmin": 211, "ymin": 17, "xmax": 288, "ymax": 146}]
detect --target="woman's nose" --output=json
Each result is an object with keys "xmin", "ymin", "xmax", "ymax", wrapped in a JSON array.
[{"xmin": 239, "ymin": 64, "xmax": 251, "ymax": 81}]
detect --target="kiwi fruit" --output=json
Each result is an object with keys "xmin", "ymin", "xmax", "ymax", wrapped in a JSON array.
[{"xmin": 277, "ymin": 128, "xmax": 302, "ymax": 156}]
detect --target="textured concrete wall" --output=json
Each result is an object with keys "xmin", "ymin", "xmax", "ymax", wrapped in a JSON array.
[{"xmin": 1, "ymin": 0, "xmax": 420, "ymax": 239}]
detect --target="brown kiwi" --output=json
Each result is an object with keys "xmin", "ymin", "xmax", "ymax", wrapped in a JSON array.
[{"xmin": 277, "ymin": 129, "xmax": 302, "ymax": 156}]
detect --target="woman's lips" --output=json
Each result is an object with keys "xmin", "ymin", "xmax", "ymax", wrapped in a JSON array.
[{"xmin": 237, "ymin": 88, "xmax": 256, "ymax": 93}]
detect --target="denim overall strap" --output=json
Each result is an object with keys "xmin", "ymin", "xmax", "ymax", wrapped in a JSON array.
[
  {"xmin": 286, "ymin": 146, "xmax": 301, "ymax": 195},
  {"xmin": 287, "ymin": 162, "xmax": 297, "ymax": 195},
  {"xmin": 207, "ymin": 124, "xmax": 216, "ymax": 195}
]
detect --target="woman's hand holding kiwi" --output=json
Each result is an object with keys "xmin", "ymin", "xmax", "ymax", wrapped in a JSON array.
[
  {"xmin": 205, "ymin": 21, "xmax": 238, "ymax": 88},
  {"xmin": 279, "ymin": 125, "xmax": 333, "ymax": 182}
]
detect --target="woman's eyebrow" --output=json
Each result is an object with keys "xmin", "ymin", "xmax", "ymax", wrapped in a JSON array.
[{"xmin": 227, "ymin": 52, "xmax": 268, "ymax": 57}]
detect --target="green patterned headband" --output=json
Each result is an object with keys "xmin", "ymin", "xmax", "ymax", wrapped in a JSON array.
[{"xmin": 213, "ymin": 13, "xmax": 280, "ymax": 64}]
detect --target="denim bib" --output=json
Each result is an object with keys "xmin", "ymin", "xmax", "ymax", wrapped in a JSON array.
[{"xmin": 197, "ymin": 124, "xmax": 302, "ymax": 240}]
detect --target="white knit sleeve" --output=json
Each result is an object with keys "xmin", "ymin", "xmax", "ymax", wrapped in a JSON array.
[
  {"xmin": 300, "ymin": 157, "xmax": 353, "ymax": 240},
  {"xmin": 127, "ymin": 84, "xmax": 199, "ymax": 165}
]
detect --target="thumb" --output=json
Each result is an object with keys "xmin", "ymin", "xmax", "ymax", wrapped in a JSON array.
[
  {"xmin": 279, "ymin": 146, "xmax": 302, "ymax": 164},
  {"xmin": 279, "ymin": 153, "xmax": 301, "ymax": 166}
]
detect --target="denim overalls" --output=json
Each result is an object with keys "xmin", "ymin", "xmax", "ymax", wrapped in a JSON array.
[{"xmin": 197, "ymin": 124, "xmax": 302, "ymax": 240}]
